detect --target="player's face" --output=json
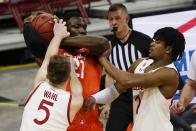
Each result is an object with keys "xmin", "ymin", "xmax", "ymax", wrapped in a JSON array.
[
  {"xmin": 67, "ymin": 17, "xmax": 87, "ymax": 37},
  {"xmin": 108, "ymin": 9, "xmax": 129, "ymax": 33},
  {"xmin": 149, "ymin": 39, "xmax": 169, "ymax": 60}
]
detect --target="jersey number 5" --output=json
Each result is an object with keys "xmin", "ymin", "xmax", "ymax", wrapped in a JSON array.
[{"xmin": 34, "ymin": 99, "xmax": 54, "ymax": 125}]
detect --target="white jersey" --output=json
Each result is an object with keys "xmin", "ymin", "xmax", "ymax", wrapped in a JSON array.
[
  {"xmin": 20, "ymin": 82, "xmax": 71, "ymax": 131},
  {"xmin": 188, "ymin": 51, "xmax": 196, "ymax": 81},
  {"xmin": 132, "ymin": 59, "xmax": 177, "ymax": 131},
  {"xmin": 132, "ymin": 58, "xmax": 153, "ymax": 121}
]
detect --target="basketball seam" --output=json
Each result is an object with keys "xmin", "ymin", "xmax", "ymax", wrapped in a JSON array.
[
  {"xmin": 37, "ymin": 18, "xmax": 53, "ymax": 32},
  {"xmin": 32, "ymin": 14, "xmax": 42, "ymax": 29}
]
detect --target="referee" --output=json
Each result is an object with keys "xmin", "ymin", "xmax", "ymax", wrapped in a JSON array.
[{"xmin": 105, "ymin": 3, "xmax": 152, "ymax": 131}]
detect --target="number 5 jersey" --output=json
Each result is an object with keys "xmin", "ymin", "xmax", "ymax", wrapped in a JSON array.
[{"xmin": 20, "ymin": 82, "xmax": 71, "ymax": 131}]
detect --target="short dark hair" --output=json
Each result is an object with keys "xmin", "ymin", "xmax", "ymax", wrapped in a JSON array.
[
  {"xmin": 62, "ymin": 11, "xmax": 82, "ymax": 22},
  {"xmin": 108, "ymin": 3, "xmax": 128, "ymax": 13},
  {"xmin": 153, "ymin": 27, "xmax": 185, "ymax": 61},
  {"xmin": 47, "ymin": 55, "xmax": 71, "ymax": 85},
  {"xmin": 23, "ymin": 23, "xmax": 47, "ymax": 59}
]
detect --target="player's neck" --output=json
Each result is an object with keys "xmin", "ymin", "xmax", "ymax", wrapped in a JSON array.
[{"xmin": 49, "ymin": 81, "xmax": 67, "ymax": 91}]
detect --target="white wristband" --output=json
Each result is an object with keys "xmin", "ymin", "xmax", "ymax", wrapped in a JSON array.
[{"xmin": 92, "ymin": 85, "xmax": 119, "ymax": 104}]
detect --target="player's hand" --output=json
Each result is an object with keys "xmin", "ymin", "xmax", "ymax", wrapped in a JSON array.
[
  {"xmin": 53, "ymin": 19, "xmax": 70, "ymax": 39},
  {"xmin": 82, "ymin": 96, "xmax": 96, "ymax": 112},
  {"xmin": 100, "ymin": 104, "xmax": 110, "ymax": 119},
  {"xmin": 170, "ymin": 101, "xmax": 185, "ymax": 114}
]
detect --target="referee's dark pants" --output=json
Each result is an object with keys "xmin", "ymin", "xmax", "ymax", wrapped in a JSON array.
[{"xmin": 106, "ymin": 90, "xmax": 133, "ymax": 131}]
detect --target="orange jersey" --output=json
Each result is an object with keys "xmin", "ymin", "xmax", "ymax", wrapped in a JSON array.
[
  {"xmin": 58, "ymin": 49, "xmax": 102, "ymax": 97},
  {"xmin": 67, "ymin": 108, "xmax": 103, "ymax": 131},
  {"xmin": 58, "ymin": 49, "xmax": 103, "ymax": 131}
]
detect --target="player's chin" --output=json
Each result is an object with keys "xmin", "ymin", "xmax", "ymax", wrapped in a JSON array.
[
  {"xmin": 148, "ymin": 52, "xmax": 152, "ymax": 57},
  {"xmin": 71, "ymin": 34, "xmax": 85, "ymax": 37},
  {"xmin": 78, "ymin": 33, "xmax": 86, "ymax": 36},
  {"xmin": 148, "ymin": 54, "xmax": 153, "ymax": 59}
]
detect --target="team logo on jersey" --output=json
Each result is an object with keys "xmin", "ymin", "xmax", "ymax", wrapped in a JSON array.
[{"xmin": 80, "ymin": 119, "xmax": 85, "ymax": 125}]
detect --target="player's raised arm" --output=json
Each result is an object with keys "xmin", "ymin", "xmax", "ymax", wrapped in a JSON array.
[
  {"xmin": 34, "ymin": 19, "xmax": 70, "ymax": 87},
  {"xmin": 69, "ymin": 57, "xmax": 84, "ymax": 121}
]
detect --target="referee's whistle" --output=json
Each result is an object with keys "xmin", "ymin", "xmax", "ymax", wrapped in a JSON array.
[{"xmin": 112, "ymin": 27, "xmax": 118, "ymax": 32}]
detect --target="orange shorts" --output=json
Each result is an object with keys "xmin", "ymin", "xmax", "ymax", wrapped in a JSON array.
[{"xmin": 67, "ymin": 108, "xmax": 103, "ymax": 131}]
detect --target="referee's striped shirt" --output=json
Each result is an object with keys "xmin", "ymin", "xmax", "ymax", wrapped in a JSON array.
[{"xmin": 109, "ymin": 30, "xmax": 152, "ymax": 71}]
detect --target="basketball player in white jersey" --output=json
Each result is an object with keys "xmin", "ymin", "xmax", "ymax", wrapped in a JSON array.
[
  {"xmin": 83, "ymin": 27, "xmax": 185, "ymax": 131},
  {"xmin": 20, "ymin": 19, "xmax": 83, "ymax": 131}
]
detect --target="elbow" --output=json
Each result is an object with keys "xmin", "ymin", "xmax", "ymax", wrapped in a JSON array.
[
  {"xmin": 92, "ymin": 37, "xmax": 109, "ymax": 56},
  {"xmin": 98, "ymin": 37, "xmax": 110, "ymax": 52}
]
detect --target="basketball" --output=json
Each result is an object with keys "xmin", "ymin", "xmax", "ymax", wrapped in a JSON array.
[{"xmin": 32, "ymin": 13, "xmax": 56, "ymax": 44}]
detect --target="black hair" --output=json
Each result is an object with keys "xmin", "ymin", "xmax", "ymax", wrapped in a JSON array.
[
  {"xmin": 62, "ymin": 11, "xmax": 82, "ymax": 22},
  {"xmin": 23, "ymin": 23, "xmax": 47, "ymax": 59},
  {"xmin": 153, "ymin": 27, "xmax": 185, "ymax": 61}
]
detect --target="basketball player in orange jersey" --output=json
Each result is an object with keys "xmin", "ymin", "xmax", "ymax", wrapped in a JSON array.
[
  {"xmin": 23, "ymin": 13, "xmax": 110, "ymax": 131},
  {"xmin": 20, "ymin": 19, "xmax": 84, "ymax": 131},
  {"xmin": 60, "ymin": 16, "xmax": 108, "ymax": 131}
]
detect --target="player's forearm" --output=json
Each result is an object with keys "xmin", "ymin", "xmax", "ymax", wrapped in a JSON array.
[
  {"xmin": 99, "ymin": 57, "xmax": 132, "ymax": 85},
  {"xmin": 92, "ymin": 85, "xmax": 119, "ymax": 104},
  {"xmin": 44, "ymin": 36, "xmax": 62, "ymax": 59},
  {"xmin": 99, "ymin": 57, "xmax": 155, "ymax": 90},
  {"xmin": 70, "ymin": 58, "xmax": 83, "ymax": 97},
  {"xmin": 179, "ymin": 79, "xmax": 196, "ymax": 106},
  {"xmin": 34, "ymin": 36, "xmax": 62, "ymax": 84},
  {"xmin": 62, "ymin": 35, "xmax": 109, "ymax": 56},
  {"xmin": 70, "ymin": 76, "xmax": 83, "ymax": 97}
]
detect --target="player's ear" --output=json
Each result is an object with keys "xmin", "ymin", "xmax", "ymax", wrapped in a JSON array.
[{"xmin": 166, "ymin": 46, "xmax": 172, "ymax": 54}]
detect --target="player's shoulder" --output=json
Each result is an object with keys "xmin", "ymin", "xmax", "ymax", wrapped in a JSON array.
[{"xmin": 156, "ymin": 63, "xmax": 178, "ymax": 78}]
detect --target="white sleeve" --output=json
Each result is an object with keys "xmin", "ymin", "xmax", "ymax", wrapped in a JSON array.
[{"xmin": 92, "ymin": 85, "xmax": 119, "ymax": 104}]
